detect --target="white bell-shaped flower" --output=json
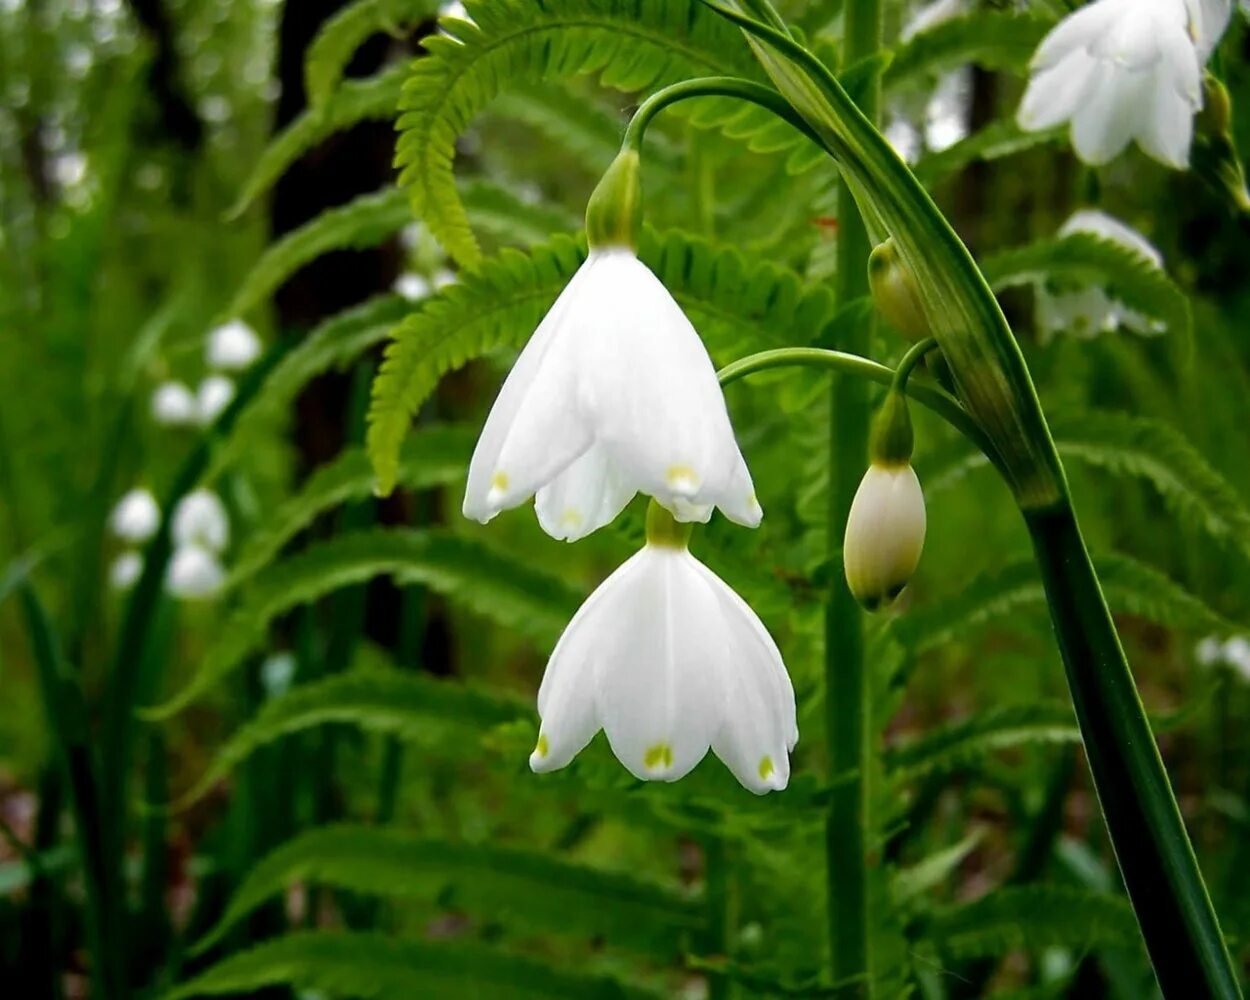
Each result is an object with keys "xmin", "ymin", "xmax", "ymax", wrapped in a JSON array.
[
  {"xmin": 197, "ymin": 375, "xmax": 236, "ymax": 425},
  {"xmin": 110, "ymin": 488, "xmax": 160, "ymax": 543},
  {"xmin": 463, "ymin": 247, "xmax": 760, "ymax": 540},
  {"xmin": 1017, "ymin": 0, "xmax": 1208, "ymax": 168},
  {"xmin": 166, "ymin": 545, "xmax": 225, "ymax": 600},
  {"xmin": 109, "ymin": 551, "xmax": 144, "ymax": 591},
  {"xmin": 152, "ymin": 381, "xmax": 198, "ymax": 427},
  {"xmin": 393, "ymin": 272, "xmax": 432, "ymax": 302},
  {"xmin": 172, "ymin": 489, "xmax": 230, "ymax": 553},
  {"xmin": 206, "ymin": 319, "xmax": 261, "ymax": 371},
  {"xmin": 1037, "ymin": 210, "xmax": 1166, "ymax": 340},
  {"xmin": 530, "ymin": 505, "xmax": 797, "ymax": 793}
]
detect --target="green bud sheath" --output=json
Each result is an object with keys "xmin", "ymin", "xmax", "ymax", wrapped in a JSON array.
[
  {"xmin": 869, "ymin": 389, "xmax": 914, "ymax": 467},
  {"xmin": 645, "ymin": 500, "xmax": 693, "ymax": 549},
  {"xmin": 585, "ymin": 149, "xmax": 643, "ymax": 250},
  {"xmin": 868, "ymin": 238, "xmax": 930, "ymax": 342},
  {"xmin": 1193, "ymin": 73, "xmax": 1250, "ymax": 213}
]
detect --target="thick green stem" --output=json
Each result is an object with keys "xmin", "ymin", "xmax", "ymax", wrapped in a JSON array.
[
  {"xmin": 825, "ymin": 2, "xmax": 881, "ymax": 995},
  {"xmin": 1025, "ymin": 504, "xmax": 1241, "ymax": 998}
]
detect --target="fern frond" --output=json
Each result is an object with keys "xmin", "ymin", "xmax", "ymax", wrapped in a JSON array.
[
  {"xmin": 982, "ymin": 232, "xmax": 1191, "ymax": 338},
  {"xmin": 461, "ymin": 178, "xmax": 582, "ymax": 246},
  {"xmin": 231, "ymin": 63, "xmax": 407, "ymax": 218},
  {"xmin": 885, "ymin": 703, "xmax": 1079, "ymax": 782},
  {"xmin": 169, "ymin": 670, "xmax": 527, "ymax": 808},
  {"xmin": 884, "ymin": 11, "xmax": 1054, "ymax": 90},
  {"xmin": 212, "ymin": 294, "xmax": 411, "ymax": 479},
  {"xmin": 892, "ymin": 829, "xmax": 985, "ymax": 906},
  {"xmin": 915, "ymin": 120, "xmax": 1064, "ymax": 185},
  {"xmin": 923, "ymin": 887, "xmax": 1139, "ymax": 959},
  {"xmin": 394, "ymin": 0, "xmax": 759, "ymax": 266},
  {"xmin": 367, "ymin": 229, "xmax": 834, "ymax": 493},
  {"xmin": 194, "ymin": 825, "xmax": 702, "ymax": 956},
  {"xmin": 163, "ymin": 931, "xmax": 667, "ymax": 1000},
  {"xmin": 226, "ymin": 427, "xmax": 475, "ymax": 587},
  {"xmin": 228, "ymin": 188, "xmax": 411, "ymax": 318},
  {"xmin": 306, "ymin": 0, "xmax": 438, "ymax": 109},
  {"xmin": 146, "ymin": 529, "xmax": 581, "ymax": 718}
]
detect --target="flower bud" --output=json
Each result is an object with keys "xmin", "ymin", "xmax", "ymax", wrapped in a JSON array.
[
  {"xmin": 868, "ymin": 238, "xmax": 930, "ymax": 341},
  {"xmin": 843, "ymin": 463, "xmax": 926, "ymax": 612},
  {"xmin": 585, "ymin": 149, "xmax": 642, "ymax": 250},
  {"xmin": 1193, "ymin": 73, "xmax": 1250, "ymax": 213}
]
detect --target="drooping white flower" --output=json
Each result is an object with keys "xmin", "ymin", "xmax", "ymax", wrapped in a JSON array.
[
  {"xmin": 844, "ymin": 464, "xmax": 927, "ymax": 611},
  {"xmin": 172, "ymin": 489, "xmax": 230, "ymax": 553},
  {"xmin": 1195, "ymin": 634, "xmax": 1225, "ymax": 666},
  {"xmin": 1223, "ymin": 636, "xmax": 1250, "ymax": 681},
  {"xmin": 166, "ymin": 545, "xmax": 225, "ymax": 599},
  {"xmin": 1036, "ymin": 210, "xmax": 1166, "ymax": 340},
  {"xmin": 110, "ymin": 488, "xmax": 160, "ymax": 543},
  {"xmin": 530, "ymin": 507, "xmax": 797, "ymax": 794},
  {"xmin": 924, "ymin": 69, "xmax": 972, "ymax": 153},
  {"xmin": 151, "ymin": 382, "xmax": 198, "ymax": 426},
  {"xmin": 206, "ymin": 319, "xmax": 261, "ymax": 370},
  {"xmin": 197, "ymin": 375, "xmax": 236, "ymax": 424},
  {"xmin": 109, "ymin": 551, "xmax": 144, "ymax": 591},
  {"xmin": 1018, "ymin": 0, "xmax": 1214, "ymax": 168},
  {"xmin": 463, "ymin": 247, "xmax": 761, "ymax": 541},
  {"xmin": 393, "ymin": 272, "xmax": 431, "ymax": 302},
  {"xmin": 438, "ymin": 0, "xmax": 472, "ymax": 23}
]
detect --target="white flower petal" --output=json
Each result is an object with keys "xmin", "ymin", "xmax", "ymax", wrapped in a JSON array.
[
  {"xmin": 197, "ymin": 375, "xmax": 235, "ymax": 425},
  {"xmin": 151, "ymin": 382, "xmax": 198, "ymax": 426},
  {"xmin": 206, "ymin": 320, "xmax": 262, "ymax": 370},
  {"xmin": 1018, "ymin": 53, "xmax": 1099, "ymax": 131},
  {"xmin": 535, "ymin": 443, "xmax": 636, "ymax": 542},
  {"xmin": 1186, "ymin": 0, "xmax": 1232, "ymax": 61},
  {"xmin": 109, "ymin": 551, "xmax": 144, "ymax": 590},
  {"xmin": 110, "ymin": 488, "xmax": 161, "ymax": 543},
  {"xmin": 844, "ymin": 464, "xmax": 927, "ymax": 610},
  {"xmin": 166, "ymin": 545, "xmax": 225, "ymax": 599},
  {"xmin": 172, "ymin": 489, "xmax": 230, "ymax": 553}
]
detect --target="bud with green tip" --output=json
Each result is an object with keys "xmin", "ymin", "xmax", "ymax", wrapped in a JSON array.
[
  {"xmin": 1193, "ymin": 73, "xmax": 1250, "ymax": 214},
  {"xmin": 585, "ymin": 149, "xmax": 643, "ymax": 250},
  {"xmin": 843, "ymin": 390, "xmax": 927, "ymax": 611},
  {"xmin": 868, "ymin": 238, "xmax": 930, "ymax": 341}
]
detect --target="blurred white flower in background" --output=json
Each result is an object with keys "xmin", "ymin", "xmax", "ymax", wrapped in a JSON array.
[
  {"xmin": 1195, "ymin": 634, "xmax": 1250, "ymax": 682},
  {"xmin": 393, "ymin": 272, "xmax": 432, "ymax": 301},
  {"xmin": 260, "ymin": 652, "xmax": 298, "ymax": 698},
  {"xmin": 884, "ymin": 118, "xmax": 922, "ymax": 164},
  {"xmin": 1018, "ymin": 0, "xmax": 1231, "ymax": 168},
  {"xmin": 433, "ymin": 268, "xmax": 458, "ymax": 290},
  {"xmin": 1035, "ymin": 209, "xmax": 1166, "ymax": 340},
  {"xmin": 172, "ymin": 489, "xmax": 230, "ymax": 553},
  {"xmin": 438, "ymin": 1, "xmax": 472, "ymax": 23},
  {"xmin": 206, "ymin": 319, "xmax": 262, "ymax": 371},
  {"xmin": 196, "ymin": 375, "xmax": 236, "ymax": 424},
  {"xmin": 166, "ymin": 546, "xmax": 226, "ymax": 600},
  {"xmin": 109, "ymin": 552, "xmax": 144, "ymax": 591},
  {"xmin": 151, "ymin": 382, "xmax": 199, "ymax": 426},
  {"xmin": 924, "ymin": 68, "xmax": 972, "ymax": 153},
  {"xmin": 110, "ymin": 488, "xmax": 160, "ymax": 543}
]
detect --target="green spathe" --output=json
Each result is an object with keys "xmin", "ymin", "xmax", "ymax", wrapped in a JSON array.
[
  {"xmin": 869, "ymin": 389, "xmax": 914, "ymax": 467},
  {"xmin": 585, "ymin": 149, "xmax": 643, "ymax": 250}
]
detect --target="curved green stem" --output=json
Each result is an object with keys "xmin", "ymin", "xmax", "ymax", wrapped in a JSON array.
[
  {"xmin": 718, "ymin": 347, "xmax": 997, "ymax": 463},
  {"xmin": 623, "ymin": 76, "xmax": 825, "ymax": 155},
  {"xmin": 890, "ymin": 337, "xmax": 938, "ymax": 393}
]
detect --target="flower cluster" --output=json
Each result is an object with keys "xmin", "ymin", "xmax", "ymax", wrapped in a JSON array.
[
  {"xmin": 108, "ymin": 487, "xmax": 231, "ymax": 602},
  {"xmin": 151, "ymin": 320, "xmax": 262, "ymax": 428}
]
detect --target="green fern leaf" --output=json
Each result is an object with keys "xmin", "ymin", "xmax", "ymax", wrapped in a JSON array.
[
  {"xmin": 885, "ymin": 703, "xmax": 1080, "ymax": 783},
  {"xmin": 915, "ymin": 120, "xmax": 1064, "ymax": 185},
  {"xmin": 212, "ymin": 294, "xmax": 411, "ymax": 480},
  {"xmin": 395, "ymin": 0, "xmax": 759, "ymax": 266},
  {"xmin": 231, "ymin": 63, "xmax": 407, "ymax": 218},
  {"xmin": 169, "ymin": 670, "xmax": 528, "ymax": 808},
  {"xmin": 194, "ymin": 824, "xmax": 703, "ymax": 956},
  {"xmin": 145, "ymin": 529, "xmax": 581, "ymax": 719},
  {"xmin": 884, "ymin": 11, "xmax": 1054, "ymax": 90},
  {"xmin": 163, "ymin": 931, "xmax": 667, "ymax": 1000},
  {"xmin": 228, "ymin": 188, "xmax": 411, "ymax": 318},
  {"xmin": 305, "ymin": 0, "xmax": 439, "ymax": 109},
  {"xmin": 982, "ymin": 232, "xmax": 1192, "ymax": 338},
  {"xmin": 923, "ymin": 886, "xmax": 1140, "ymax": 959},
  {"xmin": 892, "ymin": 828, "xmax": 985, "ymax": 906},
  {"xmin": 226, "ymin": 426, "xmax": 475, "ymax": 587},
  {"xmin": 896, "ymin": 552, "xmax": 1240, "ymax": 655},
  {"xmin": 367, "ymin": 229, "xmax": 834, "ymax": 493},
  {"xmin": 461, "ymin": 178, "xmax": 583, "ymax": 246}
]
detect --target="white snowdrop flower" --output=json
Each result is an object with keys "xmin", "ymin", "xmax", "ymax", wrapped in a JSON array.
[
  {"xmin": 110, "ymin": 488, "xmax": 160, "ymax": 543},
  {"xmin": 1222, "ymin": 636, "xmax": 1250, "ymax": 681},
  {"xmin": 432, "ymin": 268, "xmax": 458, "ymax": 290},
  {"xmin": 530, "ymin": 505, "xmax": 797, "ymax": 794},
  {"xmin": 196, "ymin": 375, "xmax": 236, "ymax": 425},
  {"xmin": 206, "ymin": 319, "xmax": 261, "ymax": 370},
  {"xmin": 1018, "ymin": 0, "xmax": 1212, "ymax": 168},
  {"xmin": 151, "ymin": 381, "xmax": 198, "ymax": 426},
  {"xmin": 393, "ymin": 272, "xmax": 431, "ymax": 301},
  {"xmin": 166, "ymin": 545, "xmax": 225, "ymax": 600},
  {"xmin": 884, "ymin": 117, "xmax": 922, "ymax": 164},
  {"xmin": 1037, "ymin": 210, "xmax": 1166, "ymax": 340},
  {"xmin": 924, "ymin": 69, "xmax": 972, "ymax": 153},
  {"xmin": 172, "ymin": 489, "xmax": 230, "ymax": 553},
  {"xmin": 260, "ymin": 652, "xmax": 298, "ymax": 698},
  {"xmin": 464, "ymin": 152, "xmax": 758, "ymax": 541},
  {"xmin": 109, "ymin": 551, "xmax": 144, "ymax": 591},
  {"xmin": 1195, "ymin": 634, "xmax": 1225, "ymax": 666},
  {"xmin": 901, "ymin": 0, "xmax": 967, "ymax": 41},
  {"xmin": 844, "ymin": 464, "xmax": 927, "ymax": 610},
  {"xmin": 399, "ymin": 222, "xmax": 424, "ymax": 251}
]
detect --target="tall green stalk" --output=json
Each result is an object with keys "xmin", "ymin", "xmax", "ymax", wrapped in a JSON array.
[{"xmin": 825, "ymin": 4, "xmax": 880, "ymax": 996}]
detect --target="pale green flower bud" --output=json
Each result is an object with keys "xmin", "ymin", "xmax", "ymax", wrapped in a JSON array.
[
  {"xmin": 868, "ymin": 238, "xmax": 930, "ymax": 341},
  {"xmin": 585, "ymin": 149, "xmax": 643, "ymax": 250}
]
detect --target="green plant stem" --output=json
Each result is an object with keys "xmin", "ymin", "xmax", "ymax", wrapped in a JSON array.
[
  {"xmin": 1025, "ymin": 504, "xmax": 1241, "ymax": 998},
  {"xmin": 824, "ymin": 2, "xmax": 881, "ymax": 994},
  {"xmin": 890, "ymin": 337, "xmax": 938, "ymax": 392}
]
